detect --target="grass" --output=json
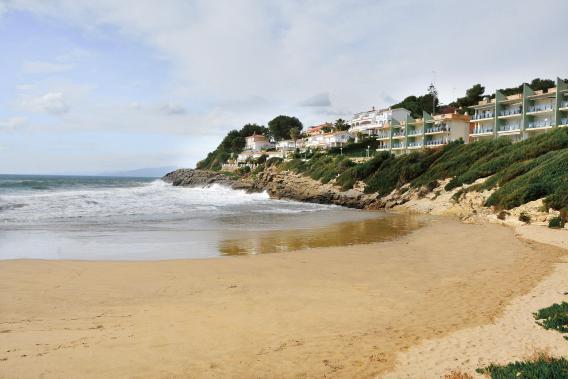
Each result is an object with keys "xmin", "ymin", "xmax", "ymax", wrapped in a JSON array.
[
  {"xmin": 476, "ymin": 354, "xmax": 568, "ymax": 378},
  {"xmin": 278, "ymin": 128, "xmax": 568, "ymax": 210},
  {"xmin": 534, "ymin": 302, "xmax": 568, "ymax": 340}
]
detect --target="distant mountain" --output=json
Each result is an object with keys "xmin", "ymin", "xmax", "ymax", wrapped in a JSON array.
[{"xmin": 99, "ymin": 166, "xmax": 178, "ymax": 178}]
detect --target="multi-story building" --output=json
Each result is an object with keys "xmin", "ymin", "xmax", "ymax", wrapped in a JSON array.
[
  {"xmin": 305, "ymin": 131, "xmax": 350, "ymax": 149},
  {"xmin": 470, "ymin": 77, "xmax": 568, "ymax": 142},
  {"xmin": 306, "ymin": 122, "xmax": 333, "ymax": 136},
  {"xmin": 245, "ymin": 133, "xmax": 274, "ymax": 151},
  {"xmin": 348, "ymin": 107, "xmax": 411, "ymax": 138},
  {"xmin": 376, "ymin": 112, "xmax": 470, "ymax": 155}
]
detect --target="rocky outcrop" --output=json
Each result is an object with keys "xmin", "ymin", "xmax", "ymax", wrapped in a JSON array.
[
  {"xmin": 162, "ymin": 168, "xmax": 565, "ymax": 228},
  {"xmin": 162, "ymin": 167, "xmax": 377, "ymax": 209}
]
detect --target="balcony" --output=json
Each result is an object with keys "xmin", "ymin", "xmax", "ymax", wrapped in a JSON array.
[
  {"xmin": 376, "ymin": 133, "xmax": 390, "ymax": 139},
  {"xmin": 407, "ymin": 129, "xmax": 423, "ymax": 136},
  {"xmin": 391, "ymin": 143, "xmax": 404, "ymax": 149},
  {"xmin": 498, "ymin": 123, "xmax": 520, "ymax": 132},
  {"xmin": 425, "ymin": 126, "xmax": 448, "ymax": 134},
  {"xmin": 377, "ymin": 145, "xmax": 390, "ymax": 151},
  {"xmin": 499, "ymin": 108, "xmax": 522, "ymax": 118},
  {"xmin": 472, "ymin": 127, "xmax": 494, "ymax": 135},
  {"xmin": 560, "ymin": 118, "xmax": 568, "ymax": 127},
  {"xmin": 527, "ymin": 104, "xmax": 554, "ymax": 114},
  {"xmin": 424, "ymin": 139, "xmax": 447, "ymax": 147},
  {"xmin": 407, "ymin": 142, "xmax": 423, "ymax": 148},
  {"xmin": 526, "ymin": 119, "xmax": 552, "ymax": 129},
  {"xmin": 392, "ymin": 131, "xmax": 405, "ymax": 138},
  {"xmin": 560, "ymin": 101, "xmax": 568, "ymax": 110},
  {"xmin": 472, "ymin": 111, "xmax": 495, "ymax": 121}
]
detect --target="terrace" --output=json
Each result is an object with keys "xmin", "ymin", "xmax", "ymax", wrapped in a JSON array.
[
  {"xmin": 471, "ymin": 126, "xmax": 494, "ymax": 135},
  {"xmin": 526, "ymin": 103, "xmax": 555, "ymax": 114},
  {"xmin": 526, "ymin": 119, "xmax": 553, "ymax": 130},
  {"xmin": 424, "ymin": 139, "xmax": 447, "ymax": 147},
  {"xmin": 472, "ymin": 110, "xmax": 495, "ymax": 121},
  {"xmin": 425, "ymin": 125, "xmax": 448, "ymax": 134},
  {"xmin": 407, "ymin": 141, "xmax": 423, "ymax": 148},
  {"xmin": 498, "ymin": 123, "xmax": 521, "ymax": 133}
]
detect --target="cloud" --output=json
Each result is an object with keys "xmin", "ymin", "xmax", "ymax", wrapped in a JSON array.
[
  {"xmin": 161, "ymin": 103, "xmax": 186, "ymax": 115},
  {"xmin": 22, "ymin": 60, "xmax": 74, "ymax": 74},
  {"xmin": 25, "ymin": 92, "xmax": 70, "ymax": 115},
  {"xmin": 299, "ymin": 92, "xmax": 332, "ymax": 107},
  {"xmin": 0, "ymin": 117, "xmax": 27, "ymax": 129}
]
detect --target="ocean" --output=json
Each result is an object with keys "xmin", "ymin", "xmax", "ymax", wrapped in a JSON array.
[{"xmin": 0, "ymin": 175, "xmax": 419, "ymax": 260}]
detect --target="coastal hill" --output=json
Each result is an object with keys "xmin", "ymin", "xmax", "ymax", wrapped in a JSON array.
[{"xmin": 164, "ymin": 127, "xmax": 568, "ymax": 228}]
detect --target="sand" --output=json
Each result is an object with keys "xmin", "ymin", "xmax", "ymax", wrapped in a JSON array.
[{"xmin": 0, "ymin": 218, "xmax": 566, "ymax": 379}]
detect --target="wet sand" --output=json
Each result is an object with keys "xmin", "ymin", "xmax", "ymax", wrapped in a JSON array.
[{"xmin": 0, "ymin": 218, "xmax": 564, "ymax": 378}]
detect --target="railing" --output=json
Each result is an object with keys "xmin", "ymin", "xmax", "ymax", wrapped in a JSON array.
[
  {"xmin": 527, "ymin": 119, "xmax": 552, "ymax": 129},
  {"xmin": 560, "ymin": 118, "xmax": 568, "ymax": 125},
  {"xmin": 424, "ymin": 139, "xmax": 447, "ymax": 146},
  {"xmin": 391, "ymin": 143, "xmax": 403, "ymax": 149},
  {"xmin": 376, "ymin": 133, "xmax": 390, "ymax": 139},
  {"xmin": 392, "ymin": 131, "xmax": 405, "ymax": 137},
  {"xmin": 377, "ymin": 145, "xmax": 390, "ymax": 150},
  {"xmin": 472, "ymin": 111, "xmax": 494, "ymax": 120},
  {"xmin": 472, "ymin": 127, "xmax": 494, "ymax": 134},
  {"xmin": 527, "ymin": 104, "xmax": 554, "ymax": 113},
  {"xmin": 499, "ymin": 108, "xmax": 522, "ymax": 116},
  {"xmin": 561, "ymin": 101, "xmax": 568, "ymax": 109},
  {"xmin": 425, "ymin": 126, "xmax": 447, "ymax": 134},
  {"xmin": 498, "ymin": 124, "xmax": 520, "ymax": 132},
  {"xmin": 407, "ymin": 129, "xmax": 423, "ymax": 136},
  {"xmin": 407, "ymin": 142, "xmax": 423, "ymax": 148}
]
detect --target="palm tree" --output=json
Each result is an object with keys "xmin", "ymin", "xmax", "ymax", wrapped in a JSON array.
[{"xmin": 290, "ymin": 127, "xmax": 299, "ymax": 149}]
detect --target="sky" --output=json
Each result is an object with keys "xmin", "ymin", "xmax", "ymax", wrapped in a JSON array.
[{"xmin": 1, "ymin": 0, "xmax": 567, "ymax": 174}]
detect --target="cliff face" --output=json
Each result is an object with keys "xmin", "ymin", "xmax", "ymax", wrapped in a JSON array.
[
  {"xmin": 162, "ymin": 167, "xmax": 562, "ymax": 227},
  {"xmin": 162, "ymin": 167, "xmax": 377, "ymax": 209}
]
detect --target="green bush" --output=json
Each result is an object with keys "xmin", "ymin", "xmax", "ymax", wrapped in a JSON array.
[
  {"xmin": 534, "ymin": 302, "xmax": 568, "ymax": 339},
  {"xmin": 519, "ymin": 212, "xmax": 531, "ymax": 224},
  {"xmin": 548, "ymin": 216, "xmax": 565, "ymax": 229},
  {"xmin": 476, "ymin": 355, "xmax": 568, "ymax": 378}
]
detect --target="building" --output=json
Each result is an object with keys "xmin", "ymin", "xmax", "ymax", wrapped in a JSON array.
[
  {"xmin": 304, "ymin": 131, "xmax": 351, "ymax": 149},
  {"xmin": 470, "ymin": 77, "xmax": 568, "ymax": 142},
  {"xmin": 306, "ymin": 123, "xmax": 333, "ymax": 136},
  {"xmin": 348, "ymin": 107, "xmax": 411, "ymax": 138},
  {"xmin": 236, "ymin": 150, "xmax": 284, "ymax": 163},
  {"xmin": 245, "ymin": 133, "xmax": 273, "ymax": 151},
  {"xmin": 376, "ymin": 112, "xmax": 470, "ymax": 155}
]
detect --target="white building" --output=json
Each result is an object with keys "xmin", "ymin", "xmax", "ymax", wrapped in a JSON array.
[
  {"xmin": 305, "ymin": 131, "xmax": 351, "ymax": 149},
  {"xmin": 245, "ymin": 133, "xmax": 273, "ymax": 151},
  {"xmin": 348, "ymin": 107, "xmax": 411, "ymax": 139}
]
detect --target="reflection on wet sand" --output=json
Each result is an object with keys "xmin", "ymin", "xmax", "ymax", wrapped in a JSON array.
[{"xmin": 219, "ymin": 212, "xmax": 423, "ymax": 256}]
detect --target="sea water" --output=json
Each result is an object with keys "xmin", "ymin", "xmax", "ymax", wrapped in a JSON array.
[{"xmin": 0, "ymin": 175, "xmax": 419, "ymax": 260}]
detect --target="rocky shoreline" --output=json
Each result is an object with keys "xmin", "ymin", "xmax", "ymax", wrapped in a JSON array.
[{"xmin": 162, "ymin": 167, "xmax": 565, "ymax": 228}]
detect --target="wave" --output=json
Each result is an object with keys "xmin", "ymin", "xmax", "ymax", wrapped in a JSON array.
[{"xmin": 0, "ymin": 179, "xmax": 331, "ymax": 225}]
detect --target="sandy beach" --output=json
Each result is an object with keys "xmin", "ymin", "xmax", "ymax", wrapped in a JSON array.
[{"xmin": 0, "ymin": 218, "xmax": 566, "ymax": 378}]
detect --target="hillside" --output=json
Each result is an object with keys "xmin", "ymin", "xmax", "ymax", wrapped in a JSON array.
[{"xmin": 277, "ymin": 128, "xmax": 568, "ymax": 213}]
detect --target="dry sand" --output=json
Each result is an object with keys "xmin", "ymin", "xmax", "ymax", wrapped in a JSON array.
[{"xmin": 0, "ymin": 218, "xmax": 566, "ymax": 379}]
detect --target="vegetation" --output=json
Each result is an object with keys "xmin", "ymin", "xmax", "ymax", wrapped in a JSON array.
[
  {"xmin": 279, "ymin": 128, "xmax": 568, "ymax": 211},
  {"xmin": 519, "ymin": 212, "xmax": 532, "ymax": 224},
  {"xmin": 476, "ymin": 354, "xmax": 568, "ymax": 378},
  {"xmin": 197, "ymin": 123, "xmax": 268, "ymax": 170},
  {"xmin": 534, "ymin": 302, "xmax": 568, "ymax": 340},
  {"xmin": 549, "ymin": 216, "xmax": 566, "ymax": 229},
  {"xmin": 282, "ymin": 154, "xmax": 356, "ymax": 184},
  {"xmin": 390, "ymin": 91, "xmax": 439, "ymax": 118},
  {"xmin": 268, "ymin": 115, "xmax": 303, "ymax": 141}
]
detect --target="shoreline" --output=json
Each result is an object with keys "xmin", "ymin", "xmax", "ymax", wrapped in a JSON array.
[{"xmin": 1, "ymin": 217, "xmax": 566, "ymax": 378}]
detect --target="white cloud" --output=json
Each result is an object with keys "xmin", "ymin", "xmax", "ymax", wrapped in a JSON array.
[
  {"xmin": 299, "ymin": 92, "xmax": 332, "ymax": 107},
  {"xmin": 22, "ymin": 60, "xmax": 74, "ymax": 74},
  {"xmin": 161, "ymin": 103, "xmax": 186, "ymax": 115},
  {"xmin": 0, "ymin": 116, "xmax": 27, "ymax": 129},
  {"xmin": 24, "ymin": 92, "xmax": 70, "ymax": 115}
]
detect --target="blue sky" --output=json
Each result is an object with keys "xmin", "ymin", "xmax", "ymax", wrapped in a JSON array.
[{"xmin": 1, "ymin": 0, "xmax": 567, "ymax": 174}]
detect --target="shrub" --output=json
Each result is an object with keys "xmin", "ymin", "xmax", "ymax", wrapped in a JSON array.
[
  {"xmin": 534, "ymin": 302, "xmax": 568, "ymax": 339},
  {"xmin": 519, "ymin": 212, "xmax": 531, "ymax": 224},
  {"xmin": 548, "ymin": 216, "xmax": 565, "ymax": 229},
  {"xmin": 497, "ymin": 210, "xmax": 509, "ymax": 220},
  {"xmin": 476, "ymin": 355, "xmax": 568, "ymax": 378}
]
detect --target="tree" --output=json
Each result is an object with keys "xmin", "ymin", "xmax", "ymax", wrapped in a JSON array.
[
  {"xmin": 451, "ymin": 84, "xmax": 486, "ymax": 111},
  {"xmin": 289, "ymin": 127, "xmax": 300, "ymax": 149},
  {"xmin": 391, "ymin": 92, "xmax": 439, "ymax": 118},
  {"xmin": 268, "ymin": 115, "xmax": 303, "ymax": 141},
  {"xmin": 240, "ymin": 123, "xmax": 268, "ymax": 138},
  {"xmin": 334, "ymin": 118, "xmax": 349, "ymax": 131}
]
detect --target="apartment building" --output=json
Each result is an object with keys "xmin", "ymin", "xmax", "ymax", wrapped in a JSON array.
[
  {"xmin": 348, "ymin": 107, "xmax": 411, "ymax": 138},
  {"xmin": 470, "ymin": 77, "xmax": 568, "ymax": 142},
  {"xmin": 376, "ymin": 112, "xmax": 470, "ymax": 155},
  {"xmin": 305, "ymin": 131, "xmax": 350, "ymax": 149},
  {"xmin": 244, "ymin": 133, "xmax": 274, "ymax": 151}
]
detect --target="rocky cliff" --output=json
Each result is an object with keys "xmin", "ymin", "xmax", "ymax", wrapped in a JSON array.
[{"xmin": 162, "ymin": 167, "xmax": 563, "ymax": 227}]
